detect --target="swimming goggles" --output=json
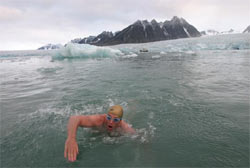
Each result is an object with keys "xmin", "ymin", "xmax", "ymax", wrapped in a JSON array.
[{"xmin": 106, "ymin": 114, "xmax": 121, "ymax": 123}]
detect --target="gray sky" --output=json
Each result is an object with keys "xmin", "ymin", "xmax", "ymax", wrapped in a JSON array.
[{"xmin": 0, "ymin": 0, "xmax": 249, "ymax": 50}]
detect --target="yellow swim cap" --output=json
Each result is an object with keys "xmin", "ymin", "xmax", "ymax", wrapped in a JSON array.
[{"xmin": 108, "ymin": 105, "xmax": 123, "ymax": 118}]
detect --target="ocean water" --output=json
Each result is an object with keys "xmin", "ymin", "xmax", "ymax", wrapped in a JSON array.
[{"xmin": 0, "ymin": 34, "xmax": 249, "ymax": 167}]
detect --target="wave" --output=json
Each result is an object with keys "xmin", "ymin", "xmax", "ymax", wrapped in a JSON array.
[{"xmin": 52, "ymin": 43, "xmax": 123, "ymax": 60}]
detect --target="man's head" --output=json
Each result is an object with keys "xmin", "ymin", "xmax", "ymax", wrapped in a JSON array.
[
  {"xmin": 105, "ymin": 105, "xmax": 123, "ymax": 131},
  {"xmin": 108, "ymin": 105, "xmax": 123, "ymax": 118}
]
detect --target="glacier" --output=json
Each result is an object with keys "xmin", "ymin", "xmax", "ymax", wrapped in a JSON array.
[{"xmin": 52, "ymin": 33, "xmax": 250, "ymax": 60}]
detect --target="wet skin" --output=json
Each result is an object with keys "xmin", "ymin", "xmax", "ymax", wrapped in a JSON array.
[{"xmin": 64, "ymin": 113, "xmax": 135, "ymax": 162}]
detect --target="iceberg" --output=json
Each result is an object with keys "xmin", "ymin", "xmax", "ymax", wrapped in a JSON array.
[{"xmin": 53, "ymin": 43, "xmax": 123, "ymax": 60}]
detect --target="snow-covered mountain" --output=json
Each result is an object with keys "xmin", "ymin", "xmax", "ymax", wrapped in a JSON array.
[
  {"xmin": 243, "ymin": 25, "xmax": 250, "ymax": 33},
  {"xmin": 220, "ymin": 29, "xmax": 235, "ymax": 34},
  {"xmin": 74, "ymin": 16, "xmax": 201, "ymax": 46},
  {"xmin": 200, "ymin": 29, "xmax": 238, "ymax": 36},
  {"xmin": 78, "ymin": 36, "xmax": 96, "ymax": 44},
  {"xmin": 79, "ymin": 32, "xmax": 113, "ymax": 44},
  {"xmin": 200, "ymin": 29, "xmax": 220, "ymax": 36},
  {"xmin": 37, "ymin": 43, "xmax": 63, "ymax": 50},
  {"xmin": 70, "ymin": 38, "xmax": 83, "ymax": 43}
]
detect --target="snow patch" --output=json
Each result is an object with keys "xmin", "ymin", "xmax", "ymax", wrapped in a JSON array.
[{"xmin": 183, "ymin": 27, "xmax": 191, "ymax": 37}]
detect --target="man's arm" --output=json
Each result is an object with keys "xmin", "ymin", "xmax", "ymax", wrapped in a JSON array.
[{"xmin": 64, "ymin": 115, "xmax": 105, "ymax": 162}]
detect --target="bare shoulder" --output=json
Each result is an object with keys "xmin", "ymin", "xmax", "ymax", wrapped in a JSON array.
[
  {"xmin": 78, "ymin": 114, "xmax": 106, "ymax": 127},
  {"xmin": 120, "ymin": 120, "xmax": 136, "ymax": 134}
]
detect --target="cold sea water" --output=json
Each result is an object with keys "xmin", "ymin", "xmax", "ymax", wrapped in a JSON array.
[{"xmin": 0, "ymin": 34, "xmax": 249, "ymax": 167}]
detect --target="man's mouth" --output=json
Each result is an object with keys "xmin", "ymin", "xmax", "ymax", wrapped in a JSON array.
[{"xmin": 107, "ymin": 125, "xmax": 113, "ymax": 130}]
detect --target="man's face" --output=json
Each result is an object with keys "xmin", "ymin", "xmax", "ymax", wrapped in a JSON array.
[{"xmin": 105, "ymin": 113, "xmax": 121, "ymax": 132}]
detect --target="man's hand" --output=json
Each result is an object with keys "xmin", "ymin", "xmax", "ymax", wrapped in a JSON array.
[{"xmin": 64, "ymin": 138, "xmax": 79, "ymax": 162}]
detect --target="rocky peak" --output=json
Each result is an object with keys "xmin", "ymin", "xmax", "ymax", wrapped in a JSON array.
[
  {"xmin": 150, "ymin": 19, "xmax": 158, "ymax": 25},
  {"xmin": 37, "ymin": 43, "xmax": 63, "ymax": 50},
  {"xmin": 170, "ymin": 16, "xmax": 187, "ymax": 25},
  {"xmin": 243, "ymin": 25, "xmax": 250, "ymax": 33},
  {"xmin": 74, "ymin": 16, "xmax": 201, "ymax": 46},
  {"xmin": 78, "ymin": 36, "xmax": 96, "ymax": 44},
  {"xmin": 133, "ymin": 20, "xmax": 142, "ymax": 25},
  {"xmin": 100, "ymin": 31, "xmax": 113, "ymax": 37}
]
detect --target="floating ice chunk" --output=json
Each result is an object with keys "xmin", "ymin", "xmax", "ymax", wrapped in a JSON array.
[
  {"xmin": 53, "ymin": 43, "xmax": 123, "ymax": 60},
  {"xmin": 152, "ymin": 55, "xmax": 161, "ymax": 59},
  {"xmin": 160, "ymin": 51, "xmax": 166, "ymax": 55},
  {"xmin": 185, "ymin": 51, "xmax": 195, "ymax": 54},
  {"xmin": 123, "ymin": 53, "xmax": 138, "ymax": 58}
]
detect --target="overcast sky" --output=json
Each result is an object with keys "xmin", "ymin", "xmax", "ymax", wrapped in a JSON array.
[{"xmin": 0, "ymin": 0, "xmax": 249, "ymax": 50}]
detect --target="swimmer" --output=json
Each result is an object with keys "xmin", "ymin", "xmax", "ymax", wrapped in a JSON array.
[{"xmin": 64, "ymin": 105, "xmax": 135, "ymax": 162}]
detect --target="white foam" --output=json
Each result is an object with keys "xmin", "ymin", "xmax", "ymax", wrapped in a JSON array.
[
  {"xmin": 132, "ymin": 122, "xmax": 156, "ymax": 144},
  {"xmin": 148, "ymin": 112, "xmax": 154, "ymax": 119}
]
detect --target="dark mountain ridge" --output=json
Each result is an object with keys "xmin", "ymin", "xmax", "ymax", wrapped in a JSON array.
[{"xmin": 78, "ymin": 16, "xmax": 201, "ymax": 46}]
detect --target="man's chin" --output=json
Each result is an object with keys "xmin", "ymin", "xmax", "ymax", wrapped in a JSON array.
[{"xmin": 107, "ymin": 126, "xmax": 113, "ymax": 131}]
